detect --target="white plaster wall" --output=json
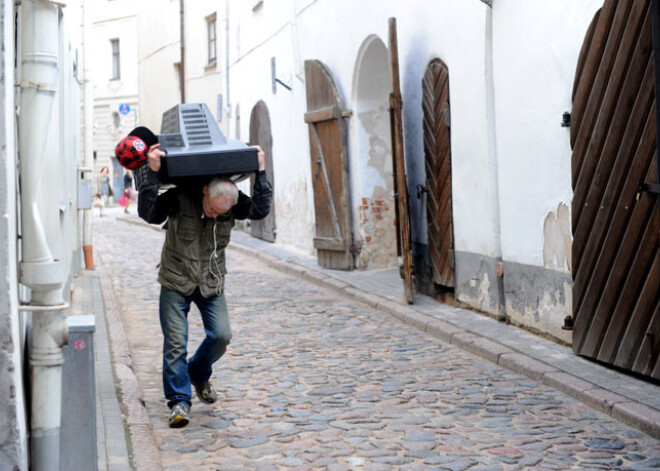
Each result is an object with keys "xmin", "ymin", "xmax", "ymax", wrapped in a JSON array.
[
  {"xmin": 2, "ymin": 0, "xmax": 26, "ymax": 464},
  {"xmin": 493, "ymin": 0, "xmax": 603, "ymax": 270},
  {"xmin": 137, "ymin": 0, "xmax": 181, "ymax": 130},
  {"xmin": 183, "ymin": 2, "xmax": 224, "ymax": 117},
  {"xmin": 228, "ymin": 3, "xmax": 315, "ymax": 254},
  {"xmin": 221, "ymin": 0, "xmax": 495, "ymax": 260},
  {"xmin": 91, "ymin": 2, "xmax": 138, "ymax": 101}
]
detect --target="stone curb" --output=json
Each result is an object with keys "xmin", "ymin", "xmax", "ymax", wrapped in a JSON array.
[
  {"xmin": 96, "ymin": 262, "xmax": 164, "ymax": 470},
  {"xmin": 227, "ymin": 239, "xmax": 660, "ymax": 440}
]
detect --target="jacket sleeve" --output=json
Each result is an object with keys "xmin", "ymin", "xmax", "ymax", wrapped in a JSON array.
[
  {"xmin": 137, "ymin": 169, "xmax": 179, "ymax": 224},
  {"xmin": 232, "ymin": 170, "xmax": 273, "ymax": 221}
]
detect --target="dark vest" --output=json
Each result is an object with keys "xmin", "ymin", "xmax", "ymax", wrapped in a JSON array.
[{"xmin": 158, "ymin": 190, "xmax": 233, "ymax": 298}]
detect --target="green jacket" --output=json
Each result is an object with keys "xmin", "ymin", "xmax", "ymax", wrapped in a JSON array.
[{"xmin": 138, "ymin": 169, "xmax": 272, "ymax": 297}]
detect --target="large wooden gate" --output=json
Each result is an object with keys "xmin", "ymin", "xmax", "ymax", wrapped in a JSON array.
[
  {"xmin": 249, "ymin": 101, "xmax": 276, "ymax": 242},
  {"xmin": 571, "ymin": 0, "xmax": 660, "ymax": 379},
  {"xmin": 388, "ymin": 18, "xmax": 414, "ymax": 303},
  {"xmin": 422, "ymin": 59, "xmax": 455, "ymax": 288},
  {"xmin": 304, "ymin": 60, "xmax": 353, "ymax": 269}
]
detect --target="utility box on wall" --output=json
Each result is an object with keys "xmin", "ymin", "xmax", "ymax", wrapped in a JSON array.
[{"xmin": 61, "ymin": 315, "xmax": 97, "ymax": 471}]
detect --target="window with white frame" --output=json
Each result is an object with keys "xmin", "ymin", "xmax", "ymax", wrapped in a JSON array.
[
  {"xmin": 207, "ymin": 14, "xmax": 217, "ymax": 65},
  {"xmin": 111, "ymin": 39, "xmax": 120, "ymax": 79}
]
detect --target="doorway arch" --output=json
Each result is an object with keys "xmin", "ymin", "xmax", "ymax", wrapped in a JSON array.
[{"xmin": 351, "ymin": 35, "xmax": 397, "ymax": 269}]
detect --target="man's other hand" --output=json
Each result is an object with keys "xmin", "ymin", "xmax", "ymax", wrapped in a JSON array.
[
  {"xmin": 147, "ymin": 143, "xmax": 165, "ymax": 172},
  {"xmin": 251, "ymin": 145, "xmax": 265, "ymax": 171}
]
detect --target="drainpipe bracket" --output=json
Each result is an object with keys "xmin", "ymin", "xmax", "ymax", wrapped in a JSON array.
[{"xmin": 19, "ymin": 81, "xmax": 57, "ymax": 93}]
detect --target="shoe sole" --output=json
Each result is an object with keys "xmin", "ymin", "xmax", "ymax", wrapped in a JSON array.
[
  {"xmin": 196, "ymin": 391, "xmax": 217, "ymax": 404},
  {"xmin": 169, "ymin": 414, "xmax": 189, "ymax": 428}
]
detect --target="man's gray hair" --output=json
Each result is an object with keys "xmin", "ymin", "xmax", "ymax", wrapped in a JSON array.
[{"xmin": 207, "ymin": 178, "xmax": 238, "ymax": 203}]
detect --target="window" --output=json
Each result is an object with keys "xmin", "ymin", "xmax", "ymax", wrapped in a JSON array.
[
  {"xmin": 111, "ymin": 39, "xmax": 120, "ymax": 79},
  {"xmin": 207, "ymin": 14, "xmax": 217, "ymax": 65}
]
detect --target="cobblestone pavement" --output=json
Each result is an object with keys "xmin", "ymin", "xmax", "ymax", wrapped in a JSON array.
[{"xmin": 94, "ymin": 209, "xmax": 660, "ymax": 470}]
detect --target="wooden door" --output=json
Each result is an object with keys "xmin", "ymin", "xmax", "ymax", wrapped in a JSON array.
[
  {"xmin": 571, "ymin": 0, "xmax": 660, "ymax": 379},
  {"xmin": 422, "ymin": 59, "xmax": 455, "ymax": 288},
  {"xmin": 249, "ymin": 101, "xmax": 276, "ymax": 242},
  {"xmin": 304, "ymin": 59, "xmax": 353, "ymax": 269},
  {"xmin": 388, "ymin": 18, "xmax": 414, "ymax": 303}
]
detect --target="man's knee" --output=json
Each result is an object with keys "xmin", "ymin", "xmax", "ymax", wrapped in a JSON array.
[{"xmin": 210, "ymin": 330, "xmax": 232, "ymax": 347}]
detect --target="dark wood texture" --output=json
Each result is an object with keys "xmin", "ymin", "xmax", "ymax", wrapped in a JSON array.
[
  {"xmin": 304, "ymin": 59, "xmax": 353, "ymax": 270},
  {"xmin": 422, "ymin": 59, "xmax": 455, "ymax": 288},
  {"xmin": 388, "ymin": 18, "xmax": 414, "ymax": 304},
  {"xmin": 249, "ymin": 101, "xmax": 276, "ymax": 242},
  {"xmin": 571, "ymin": 0, "xmax": 660, "ymax": 380}
]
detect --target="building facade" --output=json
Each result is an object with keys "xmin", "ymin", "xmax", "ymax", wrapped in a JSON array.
[
  {"xmin": 90, "ymin": 0, "xmax": 140, "ymax": 197},
  {"xmin": 134, "ymin": 0, "xmax": 659, "ymax": 379}
]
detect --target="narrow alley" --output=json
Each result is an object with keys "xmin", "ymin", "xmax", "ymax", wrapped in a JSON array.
[{"xmin": 93, "ymin": 208, "xmax": 660, "ymax": 471}]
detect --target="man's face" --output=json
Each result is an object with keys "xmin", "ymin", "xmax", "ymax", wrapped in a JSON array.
[{"xmin": 203, "ymin": 193, "xmax": 234, "ymax": 218}]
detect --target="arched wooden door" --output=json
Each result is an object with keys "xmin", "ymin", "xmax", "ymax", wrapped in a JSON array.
[
  {"xmin": 422, "ymin": 59, "xmax": 455, "ymax": 288},
  {"xmin": 304, "ymin": 59, "xmax": 353, "ymax": 270},
  {"xmin": 571, "ymin": 0, "xmax": 659, "ymax": 379},
  {"xmin": 249, "ymin": 101, "xmax": 276, "ymax": 242}
]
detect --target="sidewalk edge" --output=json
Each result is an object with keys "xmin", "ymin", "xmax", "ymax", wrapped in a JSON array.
[{"xmin": 96, "ymin": 262, "xmax": 164, "ymax": 470}]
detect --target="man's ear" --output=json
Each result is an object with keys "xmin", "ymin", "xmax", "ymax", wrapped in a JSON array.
[{"xmin": 202, "ymin": 185, "xmax": 208, "ymax": 196}]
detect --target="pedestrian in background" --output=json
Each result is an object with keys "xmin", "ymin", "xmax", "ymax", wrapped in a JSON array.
[
  {"xmin": 95, "ymin": 166, "xmax": 114, "ymax": 217},
  {"xmin": 123, "ymin": 169, "xmax": 135, "ymax": 214},
  {"xmin": 137, "ymin": 129, "xmax": 272, "ymax": 428}
]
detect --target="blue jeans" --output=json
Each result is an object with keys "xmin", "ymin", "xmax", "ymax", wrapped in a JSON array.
[{"xmin": 159, "ymin": 286, "xmax": 232, "ymax": 409}]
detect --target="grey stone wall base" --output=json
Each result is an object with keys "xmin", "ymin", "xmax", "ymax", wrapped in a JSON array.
[{"xmin": 454, "ymin": 251, "xmax": 505, "ymax": 315}]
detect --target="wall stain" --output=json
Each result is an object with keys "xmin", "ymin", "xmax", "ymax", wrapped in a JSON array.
[{"xmin": 543, "ymin": 202, "xmax": 572, "ymax": 272}]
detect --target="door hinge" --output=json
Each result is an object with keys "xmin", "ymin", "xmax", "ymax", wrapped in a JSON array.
[{"xmin": 636, "ymin": 182, "xmax": 660, "ymax": 200}]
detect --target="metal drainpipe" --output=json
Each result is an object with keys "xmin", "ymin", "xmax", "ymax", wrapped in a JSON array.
[
  {"xmin": 180, "ymin": 0, "xmax": 185, "ymax": 103},
  {"xmin": 18, "ymin": 0, "xmax": 69, "ymax": 469},
  {"xmin": 82, "ymin": 0, "xmax": 94, "ymax": 269}
]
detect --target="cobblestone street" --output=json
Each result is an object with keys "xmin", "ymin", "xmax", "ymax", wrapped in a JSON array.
[{"xmin": 94, "ymin": 209, "xmax": 660, "ymax": 470}]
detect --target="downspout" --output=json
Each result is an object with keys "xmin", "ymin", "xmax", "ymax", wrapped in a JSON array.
[
  {"xmin": 82, "ymin": 0, "xmax": 94, "ymax": 269},
  {"xmin": 179, "ymin": 0, "xmax": 185, "ymax": 103},
  {"xmin": 18, "ymin": 0, "xmax": 69, "ymax": 469},
  {"xmin": 225, "ymin": 0, "xmax": 230, "ymax": 118},
  {"xmin": 484, "ymin": 1, "xmax": 506, "ymax": 314}
]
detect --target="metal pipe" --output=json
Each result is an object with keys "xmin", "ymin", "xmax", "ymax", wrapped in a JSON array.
[
  {"xmin": 82, "ymin": 0, "xmax": 94, "ymax": 269},
  {"xmin": 18, "ymin": 0, "xmax": 68, "ymax": 468},
  {"xmin": 179, "ymin": 0, "xmax": 186, "ymax": 103}
]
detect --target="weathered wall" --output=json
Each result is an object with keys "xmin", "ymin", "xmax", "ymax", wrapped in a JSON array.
[
  {"xmin": 1, "ymin": 0, "xmax": 27, "ymax": 467},
  {"xmin": 0, "ymin": 0, "xmax": 22, "ymax": 465},
  {"xmin": 492, "ymin": 0, "xmax": 602, "ymax": 337}
]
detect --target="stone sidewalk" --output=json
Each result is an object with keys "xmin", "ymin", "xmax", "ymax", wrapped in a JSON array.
[{"xmin": 82, "ymin": 206, "xmax": 660, "ymax": 470}]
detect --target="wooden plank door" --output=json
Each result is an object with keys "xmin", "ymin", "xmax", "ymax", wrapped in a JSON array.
[
  {"xmin": 571, "ymin": 0, "xmax": 660, "ymax": 379},
  {"xmin": 388, "ymin": 18, "xmax": 414, "ymax": 304},
  {"xmin": 422, "ymin": 59, "xmax": 455, "ymax": 288},
  {"xmin": 304, "ymin": 59, "xmax": 353, "ymax": 269},
  {"xmin": 249, "ymin": 101, "xmax": 276, "ymax": 242}
]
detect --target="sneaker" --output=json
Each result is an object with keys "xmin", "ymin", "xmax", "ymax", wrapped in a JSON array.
[
  {"xmin": 192, "ymin": 380, "xmax": 217, "ymax": 404},
  {"xmin": 168, "ymin": 403, "xmax": 190, "ymax": 428}
]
